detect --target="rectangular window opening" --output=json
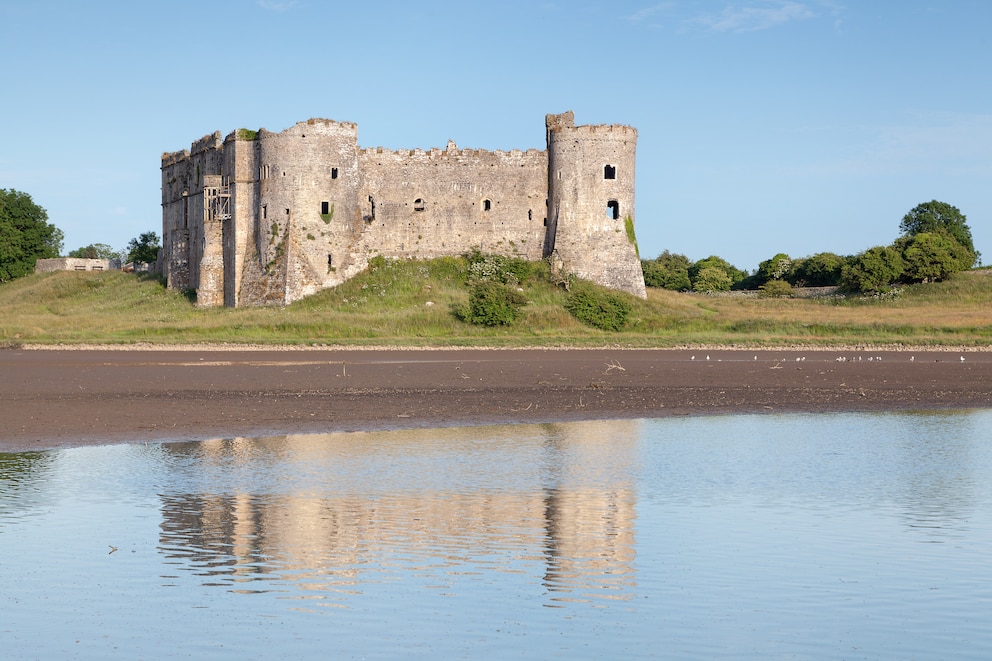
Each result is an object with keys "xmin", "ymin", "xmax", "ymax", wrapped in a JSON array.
[
  {"xmin": 331, "ymin": 167, "xmax": 338, "ymax": 179},
  {"xmin": 604, "ymin": 164, "xmax": 616, "ymax": 180},
  {"xmin": 321, "ymin": 201, "xmax": 329, "ymax": 215},
  {"xmin": 607, "ymin": 200, "xmax": 620, "ymax": 220}
]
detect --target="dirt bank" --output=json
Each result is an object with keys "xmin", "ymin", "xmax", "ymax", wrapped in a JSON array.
[{"xmin": 2, "ymin": 347, "xmax": 990, "ymax": 452}]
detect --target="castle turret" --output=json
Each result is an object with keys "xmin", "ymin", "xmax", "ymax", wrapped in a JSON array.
[
  {"xmin": 546, "ymin": 112, "xmax": 646, "ymax": 298},
  {"xmin": 253, "ymin": 119, "xmax": 360, "ymax": 305}
]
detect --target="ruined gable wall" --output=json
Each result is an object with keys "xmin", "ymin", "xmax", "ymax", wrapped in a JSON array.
[
  {"xmin": 160, "ymin": 132, "xmax": 224, "ymax": 301},
  {"xmin": 357, "ymin": 145, "xmax": 548, "ymax": 262},
  {"xmin": 161, "ymin": 149, "xmax": 192, "ymax": 290}
]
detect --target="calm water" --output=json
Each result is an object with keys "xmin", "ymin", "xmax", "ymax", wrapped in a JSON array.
[{"xmin": 2, "ymin": 412, "xmax": 992, "ymax": 659}]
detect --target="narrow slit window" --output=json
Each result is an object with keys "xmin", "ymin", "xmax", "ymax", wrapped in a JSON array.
[
  {"xmin": 331, "ymin": 167, "xmax": 338, "ymax": 179},
  {"xmin": 607, "ymin": 200, "xmax": 620, "ymax": 220},
  {"xmin": 604, "ymin": 164, "xmax": 616, "ymax": 180},
  {"xmin": 483, "ymin": 199, "xmax": 492, "ymax": 211},
  {"xmin": 321, "ymin": 201, "xmax": 329, "ymax": 215}
]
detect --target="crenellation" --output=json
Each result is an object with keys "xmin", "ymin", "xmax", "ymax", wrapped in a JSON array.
[{"xmin": 162, "ymin": 111, "xmax": 645, "ymax": 306}]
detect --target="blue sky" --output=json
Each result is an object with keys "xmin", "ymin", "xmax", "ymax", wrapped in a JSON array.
[{"xmin": 2, "ymin": 0, "xmax": 989, "ymax": 272}]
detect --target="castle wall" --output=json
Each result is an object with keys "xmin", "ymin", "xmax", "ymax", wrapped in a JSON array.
[
  {"xmin": 161, "ymin": 150, "xmax": 192, "ymax": 290},
  {"xmin": 162, "ymin": 112, "xmax": 646, "ymax": 307},
  {"xmin": 357, "ymin": 145, "xmax": 548, "ymax": 262}
]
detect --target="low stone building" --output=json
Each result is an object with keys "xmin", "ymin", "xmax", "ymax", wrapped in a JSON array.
[
  {"xmin": 35, "ymin": 258, "xmax": 112, "ymax": 273},
  {"xmin": 161, "ymin": 111, "xmax": 646, "ymax": 307}
]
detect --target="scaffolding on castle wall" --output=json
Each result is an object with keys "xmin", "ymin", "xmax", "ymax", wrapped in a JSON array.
[{"xmin": 204, "ymin": 185, "xmax": 231, "ymax": 222}]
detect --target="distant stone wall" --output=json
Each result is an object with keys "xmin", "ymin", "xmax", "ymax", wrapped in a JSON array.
[
  {"xmin": 162, "ymin": 113, "xmax": 646, "ymax": 307},
  {"xmin": 35, "ymin": 258, "xmax": 112, "ymax": 273}
]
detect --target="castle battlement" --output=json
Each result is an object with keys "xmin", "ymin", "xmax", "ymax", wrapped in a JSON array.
[
  {"xmin": 190, "ymin": 132, "xmax": 223, "ymax": 155},
  {"xmin": 161, "ymin": 112, "xmax": 646, "ymax": 307}
]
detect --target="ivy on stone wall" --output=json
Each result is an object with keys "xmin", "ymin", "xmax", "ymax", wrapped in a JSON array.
[{"xmin": 624, "ymin": 216, "xmax": 639, "ymax": 257}]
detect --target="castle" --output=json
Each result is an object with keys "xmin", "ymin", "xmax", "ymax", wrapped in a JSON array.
[{"xmin": 161, "ymin": 111, "xmax": 645, "ymax": 307}]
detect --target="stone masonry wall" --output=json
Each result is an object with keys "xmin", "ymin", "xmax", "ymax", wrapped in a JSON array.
[{"xmin": 357, "ymin": 144, "xmax": 548, "ymax": 263}]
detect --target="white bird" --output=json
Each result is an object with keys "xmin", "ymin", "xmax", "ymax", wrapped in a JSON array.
[
  {"xmin": 691, "ymin": 355, "xmax": 695, "ymax": 361},
  {"xmin": 910, "ymin": 356, "xmax": 915, "ymax": 362},
  {"xmin": 961, "ymin": 356, "xmax": 966, "ymax": 362},
  {"xmin": 706, "ymin": 355, "xmax": 710, "ymax": 361}
]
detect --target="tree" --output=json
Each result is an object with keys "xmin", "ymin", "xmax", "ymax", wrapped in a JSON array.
[
  {"xmin": 898, "ymin": 230, "xmax": 974, "ymax": 283},
  {"xmin": 127, "ymin": 231, "xmax": 161, "ymax": 264},
  {"xmin": 0, "ymin": 189, "xmax": 64, "ymax": 282},
  {"xmin": 692, "ymin": 266, "xmax": 733, "ymax": 292},
  {"xmin": 68, "ymin": 243, "xmax": 118, "ymax": 260},
  {"xmin": 689, "ymin": 256, "xmax": 747, "ymax": 290},
  {"xmin": 641, "ymin": 250, "xmax": 691, "ymax": 290},
  {"xmin": 840, "ymin": 246, "xmax": 904, "ymax": 293},
  {"xmin": 792, "ymin": 252, "xmax": 845, "ymax": 287},
  {"xmin": 756, "ymin": 253, "xmax": 793, "ymax": 285},
  {"xmin": 899, "ymin": 200, "xmax": 976, "ymax": 262}
]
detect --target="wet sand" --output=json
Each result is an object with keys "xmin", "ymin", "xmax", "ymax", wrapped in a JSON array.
[{"xmin": 2, "ymin": 347, "xmax": 990, "ymax": 452}]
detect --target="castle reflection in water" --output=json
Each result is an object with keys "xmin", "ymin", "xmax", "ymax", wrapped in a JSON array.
[{"xmin": 156, "ymin": 420, "xmax": 641, "ymax": 604}]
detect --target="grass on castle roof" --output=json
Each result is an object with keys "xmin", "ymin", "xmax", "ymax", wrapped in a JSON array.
[{"xmin": 1, "ymin": 256, "xmax": 991, "ymax": 348}]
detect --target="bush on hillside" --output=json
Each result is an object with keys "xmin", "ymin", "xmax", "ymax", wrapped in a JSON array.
[
  {"xmin": 456, "ymin": 281, "xmax": 527, "ymax": 326},
  {"xmin": 758, "ymin": 279, "xmax": 794, "ymax": 298},
  {"xmin": 465, "ymin": 249, "xmax": 533, "ymax": 286},
  {"xmin": 565, "ymin": 281, "xmax": 632, "ymax": 331}
]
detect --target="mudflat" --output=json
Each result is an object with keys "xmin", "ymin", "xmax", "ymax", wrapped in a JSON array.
[{"xmin": 2, "ymin": 347, "xmax": 990, "ymax": 452}]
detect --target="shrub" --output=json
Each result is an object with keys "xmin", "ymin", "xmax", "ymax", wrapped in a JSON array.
[
  {"xmin": 758, "ymin": 279, "xmax": 794, "ymax": 298},
  {"xmin": 565, "ymin": 282, "xmax": 632, "ymax": 331},
  {"xmin": 465, "ymin": 249, "xmax": 533, "ymax": 286},
  {"xmin": 457, "ymin": 281, "xmax": 527, "ymax": 326}
]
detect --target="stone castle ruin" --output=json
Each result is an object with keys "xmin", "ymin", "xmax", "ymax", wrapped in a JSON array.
[{"xmin": 161, "ymin": 111, "xmax": 645, "ymax": 307}]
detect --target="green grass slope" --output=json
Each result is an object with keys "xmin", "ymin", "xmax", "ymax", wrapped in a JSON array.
[{"xmin": 1, "ymin": 259, "xmax": 990, "ymax": 348}]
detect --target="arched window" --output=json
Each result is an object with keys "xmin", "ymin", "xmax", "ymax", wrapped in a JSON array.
[
  {"xmin": 414, "ymin": 198, "xmax": 426, "ymax": 212},
  {"xmin": 607, "ymin": 200, "xmax": 620, "ymax": 220},
  {"xmin": 483, "ymin": 199, "xmax": 492, "ymax": 211}
]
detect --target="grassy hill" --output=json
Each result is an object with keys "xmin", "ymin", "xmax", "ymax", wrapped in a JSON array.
[{"xmin": 2, "ymin": 256, "xmax": 991, "ymax": 348}]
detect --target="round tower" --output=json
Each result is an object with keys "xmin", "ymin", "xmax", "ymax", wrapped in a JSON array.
[
  {"xmin": 256, "ymin": 119, "xmax": 360, "ymax": 303},
  {"xmin": 546, "ymin": 112, "xmax": 645, "ymax": 298}
]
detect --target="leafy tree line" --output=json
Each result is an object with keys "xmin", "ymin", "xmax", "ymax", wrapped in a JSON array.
[
  {"xmin": 0, "ymin": 189, "xmax": 63, "ymax": 282},
  {"xmin": 68, "ymin": 232, "xmax": 161, "ymax": 266},
  {"xmin": 642, "ymin": 201, "xmax": 979, "ymax": 295},
  {"xmin": 1, "ymin": 187, "xmax": 163, "ymax": 284}
]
